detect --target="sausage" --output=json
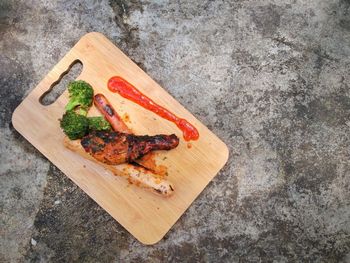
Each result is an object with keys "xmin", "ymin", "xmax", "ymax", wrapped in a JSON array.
[
  {"xmin": 94, "ymin": 93, "xmax": 131, "ymax": 133},
  {"xmin": 63, "ymin": 137, "xmax": 174, "ymax": 196}
]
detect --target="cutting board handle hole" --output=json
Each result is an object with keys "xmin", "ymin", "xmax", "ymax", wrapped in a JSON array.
[{"xmin": 39, "ymin": 60, "xmax": 83, "ymax": 105}]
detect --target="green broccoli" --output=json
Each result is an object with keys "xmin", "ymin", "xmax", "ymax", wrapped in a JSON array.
[
  {"xmin": 88, "ymin": 116, "xmax": 111, "ymax": 131},
  {"xmin": 60, "ymin": 111, "xmax": 89, "ymax": 140},
  {"xmin": 65, "ymin": 80, "xmax": 94, "ymax": 116},
  {"xmin": 60, "ymin": 111, "xmax": 111, "ymax": 140},
  {"xmin": 61, "ymin": 80, "xmax": 112, "ymax": 140}
]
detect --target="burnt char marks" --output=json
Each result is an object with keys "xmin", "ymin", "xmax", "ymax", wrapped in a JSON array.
[
  {"xmin": 81, "ymin": 131, "xmax": 179, "ymax": 165},
  {"xmin": 95, "ymin": 131, "xmax": 119, "ymax": 144},
  {"xmin": 126, "ymin": 134, "xmax": 179, "ymax": 162},
  {"xmin": 127, "ymin": 134, "xmax": 179, "ymax": 149},
  {"xmin": 103, "ymin": 104, "xmax": 114, "ymax": 117},
  {"xmin": 81, "ymin": 131, "xmax": 122, "ymax": 147}
]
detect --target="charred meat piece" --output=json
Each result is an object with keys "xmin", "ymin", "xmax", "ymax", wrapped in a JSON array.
[{"xmin": 81, "ymin": 131, "xmax": 179, "ymax": 165}]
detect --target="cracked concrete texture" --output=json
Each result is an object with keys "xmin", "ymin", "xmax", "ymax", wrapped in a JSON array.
[{"xmin": 1, "ymin": 0, "xmax": 349, "ymax": 262}]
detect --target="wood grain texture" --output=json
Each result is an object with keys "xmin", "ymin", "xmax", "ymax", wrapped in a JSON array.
[{"xmin": 12, "ymin": 32, "xmax": 229, "ymax": 244}]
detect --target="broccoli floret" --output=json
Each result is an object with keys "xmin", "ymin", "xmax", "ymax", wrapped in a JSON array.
[
  {"xmin": 87, "ymin": 117, "xmax": 111, "ymax": 131},
  {"xmin": 60, "ymin": 112, "xmax": 112, "ymax": 140},
  {"xmin": 61, "ymin": 81, "xmax": 111, "ymax": 140},
  {"xmin": 65, "ymin": 80, "xmax": 94, "ymax": 116},
  {"xmin": 60, "ymin": 111, "xmax": 89, "ymax": 140}
]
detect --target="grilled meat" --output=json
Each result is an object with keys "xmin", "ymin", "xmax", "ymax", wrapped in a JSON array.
[
  {"xmin": 64, "ymin": 137, "xmax": 175, "ymax": 196},
  {"xmin": 81, "ymin": 131, "xmax": 179, "ymax": 165}
]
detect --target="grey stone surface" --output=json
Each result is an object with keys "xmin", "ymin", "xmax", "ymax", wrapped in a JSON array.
[{"xmin": 1, "ymin": 0, "xmax": 349, "ymax": 262}]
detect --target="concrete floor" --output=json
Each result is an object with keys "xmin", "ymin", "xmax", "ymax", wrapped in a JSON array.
[{"xmin": 1, "ymin": 0, "xmax": 350, "ymax": 262}]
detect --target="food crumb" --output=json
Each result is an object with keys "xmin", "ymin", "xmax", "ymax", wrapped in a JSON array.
[
  {"xmin": 187, "ymin": 143, "xmax": 192, "ymax": 149},
  {"xmin": 122, "ymin": 113, "xmax": 130, "ymax": 123},
  {"xmin": 127, "ymin": 178, "xmax": 133, "ymax": 184}
]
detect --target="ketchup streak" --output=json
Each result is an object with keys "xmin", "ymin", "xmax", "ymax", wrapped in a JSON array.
[{"xmin": 108, "ymin": 76, "xmax": 199, "ymax": 141}]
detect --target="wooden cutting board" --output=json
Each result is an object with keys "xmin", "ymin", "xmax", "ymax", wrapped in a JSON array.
[{"xmin": 12, "ymin": 32, "xmax": 229, "ymax": 244}]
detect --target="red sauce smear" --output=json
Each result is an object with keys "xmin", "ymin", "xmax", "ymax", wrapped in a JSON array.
[{"xmin": 108, "ymin": 76, "xmax": 199, "ymax": 141}]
